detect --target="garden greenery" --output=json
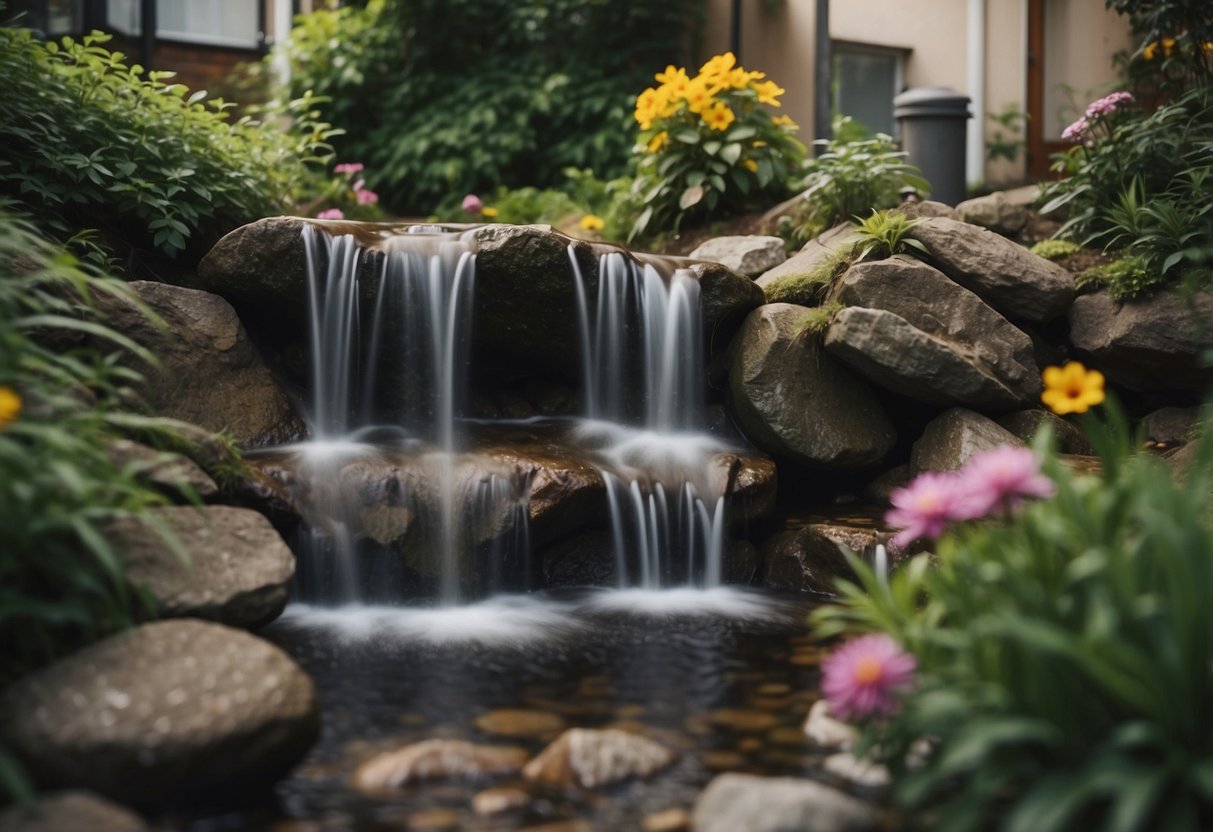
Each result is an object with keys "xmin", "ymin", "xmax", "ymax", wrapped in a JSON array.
[
  {"xmin": 0, "ymin": 207, "xmax": 177, "ymax": 688},
  {"xmin": 273, "ymin": 0, "xmax": 705, "ymax": 215},
  {"xmin": 813, "ymin": 396, "xmax": 1213, "ymax": 832},
  {"xmin": 0, "ymin": 26, "xmax": 336, "ymax": 262},
  {"xmin": 628, "ymin": 51, "xmax": 805, "ymax": 241},
  {"xmin": 783, "ymin": 116, "xmax": 930, "ymax": 248}
]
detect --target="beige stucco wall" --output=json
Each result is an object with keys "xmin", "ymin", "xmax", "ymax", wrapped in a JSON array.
[{"xmin": 701, "ymin": 0, "xmax": 1131, "ymax": 186}]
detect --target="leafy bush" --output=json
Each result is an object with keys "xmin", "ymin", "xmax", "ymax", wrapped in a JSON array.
[
  {"xmin": 1108, "ymin": 0, "xmax": 1213, "ymax": 102},
  {"xmin": 0, "ymin": 207, "xmax": 174, "ymax": 684},
  {"xmin": 1077, "ymin": 254, "xmax": 1168, "ymax": 300},
  {"xmin": 851, "ymin": 210, "xmax": 928, "ymax": 262},
  {"xmin": 273, "ymin": 0, "xmax": 705, "ymax": 215},
  {"xmin": 783, "ymin": 116, "xmax": 930, "ymax": 248},
  {"xmin": 813, "ymin": 390, "xmax": 1213, "ymax": 832},
  {"xmin": 628, "ymin": 51, "xmax": 806, "ymax": 241},
  {"xmin": 306, "ymin": 161, "xmax": 386, "ymax": 221},
  {"xmin": 1041, "ymin": 85, "xmax": 1213, "ymax": 296},
  {"xmin": 0, "ymin": 27, "xmax": 336, "ymax": 262}
]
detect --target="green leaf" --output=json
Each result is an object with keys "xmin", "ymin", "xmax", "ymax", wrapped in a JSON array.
[
  {"xmin": 679, "ymin": 184, "xmax": 704, "ymax": 209},
  {"xmin": 674, "ymin": 129, "xmax": 700, "ymax": 144},
  {"xmin": 720, "ymin": 143, "xmax": 742, "ymax": 164}
]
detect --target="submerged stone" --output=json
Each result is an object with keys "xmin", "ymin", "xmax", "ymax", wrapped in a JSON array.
[
  {"xmin": 354, "ymin": 740, "xmax": 530, "ymax": 791},
  {"xmin": 523, "ymin": 728, "xmax": 675, "ymax": 788}
]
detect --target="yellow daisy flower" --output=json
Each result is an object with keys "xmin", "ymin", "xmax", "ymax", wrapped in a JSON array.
[
  {"xmin": 647, "ymin": 130, "xmax": 670, "ymax": 153},
  {"xmin": 699, "ymin": 51, "xmax": 737, "ymax": 81},
  {"xmin": 772, "ymin": 114, "xmax": 798, "ymax": 129},
  {"xmin": 742, "ymin": 159, "xmax": 759, "ymax": 173},
  {"xmin": 682, "ymin": 77, "xmax": 716, "ymax": 114},
  {"xmin": 481, "ymin": 206, "xmax": 499, "ymax": 219},
  {"xmin": 579, "ymin": 214, "xmax": 605, "ymax": 231},
  {"xmin": 753, "ymin": 80, "xmax": 785, "ymax": 106},
  {"xmin": 702, "ymin": 101, "xmax": 736, "ymax": 132},
  {"xmin": 0, "ymin": 386, "xmax": 21, "ymax": 430},
  {"xmin": 1041, "ymin": 361, "xmax": 1105, "ymax": 415}
]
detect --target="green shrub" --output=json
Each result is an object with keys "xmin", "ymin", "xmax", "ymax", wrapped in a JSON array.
[
  {"xmin": 0, "ymin": 208, "xmax": 174, "ymax": 683},
  {"xmin": 1077, "ymin": 255, "xmax": 1168, "ymax": 300},
  {"xmin": 1041, "ymin": 87, "xmax": 1213, "ymax": 294},
  {"xmin": 813, "ymin": 396, "xmax": 1213, "ymax": 832},
  {"xmin": 627, "ymin": 51, "xmax": 806, "ymax": 241},
  {"xmin": 852, "ymin": 210, "xmax": 928, "ymax": 262},
  {"xmin": 783, "ymin": 116, "xmax": 930, "ymax": 248},
  {"xmin": 0, "ymin": 27, "xmax": 336, "ymax": 262},
  {"xmin": 273, "ymin": 0, "xmax": 705, "ymax": 216}
]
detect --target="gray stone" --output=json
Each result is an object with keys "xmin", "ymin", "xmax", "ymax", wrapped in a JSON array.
[
  {"xmin": 956, "ymin": 190, "xmax": 1032, "ymax": 236},
  {"xmin": 105, "ymin": 439, "xmax": 218, "ymax": 500},
  {"xmin": 803, "ymin": 700, "xmax": 858, "ymax": 751},
  {"xmin": 729, "ymin": 304, "xmax": 896, "ymax": 469},
  {"xmin": 823, "ymin": 255, "xmax": 1040, "ymax": 408},
  {"xmin": 107, "ymin": 506, "xmax": 295, "ymax": 628},
  {"xmin": 757, "ymin": 225, "xmax": 855, "ymax": 304},
  {"xmin": 0, "ymin": 620, "xmax": 318, "ymax": 807},
  {"xmin": 103, "ymin": 281, "xmax": 304, "ymax": 447},
  {"xmin": 354, "ymin": 740, "xmax": 530, "ymax": 791},
  {"xmin": 763, "ymin": 521, "xmax": 907, "ymax": 595},
  {"xmin": 689, "ymin": 235, "xmax": 787, "ymax": 277},
  {"xmin": 1069, "ymin": 290, "xmax": 1213, "ymax": 394},
  {"xmin": 823, "ymin": 752, "xmax": 892, "ymax": 789},
  {"xmin": 997, "ymin": 409, "xmax": 1092, "ymax": 455},
  {"xmin": 523, "ymin": 728, "xmax": 675, "ymax": 788},
  {"xmin": 693, "ymin": 773, "xmax": 877, "ymax": 832},
  {"xmin": 908, "ymin": 217, "xmax": 1075, "ymax": 323},
  {"xmin": 1143, "ymin": 406, "xmax": 1203, "ymax": 445},
  {"xmin": 911, "ymin": 407, "xmax": 1025, "ymax": 474},
  {"xmin": 0, "ymin": 792, "xmax": 148, "ymax": 832},
  {"xmin": 892, "ymin": 199, "xmax": 961, "ymax": 221}
]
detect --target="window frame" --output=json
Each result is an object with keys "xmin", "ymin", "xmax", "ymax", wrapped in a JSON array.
[{"xmin": 829, "ymin": 39, "xmax": 911, "ymax": 139}]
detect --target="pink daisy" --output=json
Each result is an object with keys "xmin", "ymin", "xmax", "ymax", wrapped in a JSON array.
[
  {"xmin": 355, "ymin": 188, "xmax": 379, "ymax": 205},
  {"xmin": 333, "ymin": 162, "xmax": 364, "ymax": 175},
  {"xmin": 885, "ymin": 471, "xmax": 968, "ymax": 547},
  {"xmin": 822, "ymin": 634, "xmax": 916, "ymax": 721},
  {"xmin": 957, "ymin": 445, "xmax": 1055, "ymax": 519},
  {"xmin": 315, "ymin": 208, "xmax": 344, "ymax": 220},
  {"xmin": 461, "ymin": 193, "xmax": 483, "ymax": 213}
]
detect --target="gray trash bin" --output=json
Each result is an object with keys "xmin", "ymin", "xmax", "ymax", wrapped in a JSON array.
[{"xmin": 893, "ymin": 86, "xmax": 971, "ymax": 207}]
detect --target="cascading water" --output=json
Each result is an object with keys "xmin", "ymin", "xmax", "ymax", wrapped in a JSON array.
[{"xmin": 569, "ymin": 247, "xmax": 729, "ymax": 590}]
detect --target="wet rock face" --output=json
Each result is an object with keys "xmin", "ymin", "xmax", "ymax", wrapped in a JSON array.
[
  {"xmin": 104, "ymin": 439, "xmax": 218, "ymax": 501},
  {"xmin": 523, "ymin": 728, "xmax": 675, "ymax": 788},
  {"xmin": 1069, "ymin": 289, "xmax": 1213, "ymax": 394},
  {"xmin": 106, "ymin": 506, "xmax": 295, "ymax": 629},
  {"xmin": 760, "ymin": 522, "xmax": 896, "ymax": 595},
  {"xmin": 824, "ymin": 255, "xmax": 1040, "ymax": 409},
  {"xmin": 693, "ymin": 773, "xmax": 878, "ymax": 832},
  {"xmin": 910, "ymin": 407, "xmax": 1026, "ymax": 474},
  {"xmin": 101, "ymin": 280, "xmax": 304, "ymax": 447},
  {"xmin": 0, "ymin": 620, "xmax": 318, "ymax": 808},
  {"xmin": 689, "ymin": 235, "xmax": 787, "ymax": 278},
  {"xmin": 908, "ymin": 216, "xmax": 1075, "ymax": 324},
  {"xmin": 729, "ymin": 304, "xmax": 897, "ymax": 470}
]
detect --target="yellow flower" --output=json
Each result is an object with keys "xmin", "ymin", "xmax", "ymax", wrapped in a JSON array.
[
  {"xmin": 698, "ymin": 51, "xmax": 737, "ymax": 81},
  {"xmin": 742, "ymin": 158, "xmax": 758, "ymax": 172},
  {"xmin": 1143, "ymin": 37, "xmax": 1177, "ymax": 61},
  {"xmin": 634, "ymin": 86, "xmax": 666, "ymax": 129},
  {"xmin": 655, "ymin": 65, "xmax": 691, "ymax": 97},
  {"xmin": 1041, "ymin": 361, "xmax": 1105, "ymax": 415},
  {"xmin": 647, "ymin": 130, "xmax": 670, "ymax": 153},
  {"xmin": 579, "ymin": 214, "xmax": 605, "ymax": 231},
  {"xmin": 772, "ymin": 114, "xmax": 798, "ymax": 129},
  {"xmin": 682, "ymin": 76, "xmax": 716, "ymax": 114},
  {"xmin": 753, "ymin": 79, "xmax": 785, "ymax": 106},
  {"xmin": 702, "ymin": 101, "xmax": 736, "ymax": 132},
  {"xmin": 481, "ymin": 206, "xmax": 499, "ymax": 219},
  {"xmin": 0, "ymin": 386, "xmax": 21, "ymax": 430}
]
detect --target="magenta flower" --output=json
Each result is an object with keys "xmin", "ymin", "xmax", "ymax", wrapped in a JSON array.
[
  {"xmin": 315, "ymin": 208, "xmax": 344, "ymax": 220},
  {"xmin": 1061, "ymin": 117, "xmax": 1089, "ymax": 143},
  {"xmin": 355, "ymin": 188, "xmax": 379, "ymax": 205},
  {"xmin": 957, "ymin": 445, "xmax": 1055, "ymax": 519},
  {"xmin": 333, "ymin": 162, "xmax": 365, "ymax": 175},
  {"xmin": 885, "ymin": 471, "xmax": 969, "ymax": 547},
  {"xmin": 1085, "ymin": 91, "xmax": 1133, "ymax": 119},
  {"xmin": 462, "ymin": 193, "xmax": 483, "ymax": 214},
  {"xmin": 822, "ymin": 634, "xmax": 916, "ymax": 721}
]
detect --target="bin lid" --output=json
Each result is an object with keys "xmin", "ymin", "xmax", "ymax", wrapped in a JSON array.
[{"xmin": 893, "ymin": 85, "xmax": 972, "ymax": 119}]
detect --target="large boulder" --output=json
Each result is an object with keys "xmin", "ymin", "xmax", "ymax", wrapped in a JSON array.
[
  {"xmin": 910, "ymin": 407, "xmax": 1025, "ymax": 474},
  {"xmin": 692, "ymin": 773, "xmax": 877, "ymax": 832},
  {"xmin": 105, "ymin": 439, "xmax": 218, "ymax": 501},
  {"xmin": 0, "ymin": 620, "xmax": 318, "ymax": 808},
  {"xmin": 689, "ymin": 235, "xmax": 787, "ymax": 277},
  {"xmin": 729, "ymin": 304, "xmax": 896, "ymax": 469},
  {"xmin": 762, "ymin": 521, "xmax": 905, "ymax": 595},
  {"xmin": 823, "ymin": 255, "xmax": 1040, "ymax": 409},
  {"xmin": 956, "ymin": 188, "xmax": 1034, "ymax": 236},
  {"xmin": 908, "ymin": 217, "xmax": 1075, "ymax": 323},
  {"xmin": 1068, "ymin": 289, "xmax": 1213, "ymax": 394},
  {"xmin": 106, "ymin": 506, "xmax": 295, "ymax": 628},
  {"xmin": 104, "ymin": 281, "xmax": 303, "ymax": 447},
  {"xmin": 756, "ymin": 224, "xmax": 854, "ymax": 304}
]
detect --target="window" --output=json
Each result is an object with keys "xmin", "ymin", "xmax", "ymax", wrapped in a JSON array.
[
  {"xmin": 156, "ymin": 0, "xmax": 260, "ymax": 49},
  {"xmin": 831, "ymin": 41, "xmax": 908, "ymax": 138}
]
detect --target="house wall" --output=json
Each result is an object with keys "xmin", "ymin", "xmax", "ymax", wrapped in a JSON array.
[{"xmin": 701, "ymin": 0, "xmax": 1132, "ymax": 187}]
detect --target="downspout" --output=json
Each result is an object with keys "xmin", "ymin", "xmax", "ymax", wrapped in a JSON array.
[
  {"xmin": 730, "ymin": 0, "xmax": 741, "ymax": 60},
  {"xmin": 139, "ymin": 0, "xmax": 155, "ymax": 71},
  {"xmin": 966, "ymin": 0, "xmax": 985, "ymax": 188},
  {"xmin": 814, "ymin": 0, "xmax": 831, "ymax": 149}
]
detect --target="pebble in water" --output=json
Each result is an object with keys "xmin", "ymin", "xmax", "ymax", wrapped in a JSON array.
[
  {"xmin": 474, "ymin": 709, "xmax": 567, "ymax": 741},
  {"xmin": 642, "ymin": 807, "xmax": 691, "ymax": 832},
  {"xmin": 472, "ymin": 786, "xmax": 532, "ymax": 816}
]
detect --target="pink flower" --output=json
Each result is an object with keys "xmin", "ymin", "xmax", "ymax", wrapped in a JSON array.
[
  {"xmin": 956, "ymin": 445, "xmax": 1055, "ymax": 519},
  {"xmin": 1061, "ymin": 117, "xmax": 1089, "ymax": 143},
  {"xmin": 462, "ymin": 193, "xmax": 483, "ymax": 214},
  {"xmin": 1085, "ymin": 91, "xmax": 1133, "ymax": 119},
  {"xmin": 315, "ymin": 208, "xmax": 344, "ymax": 219},
  {"xmin": 822, "ymin": 634, "xmax": 916, "ymax": 721},
  {"xmin": 355, "ymin": 188, "xmax": 379, "ymax": 205},
  {"xmin": 885, "ymin": 471, "xmax": 969, "ymax": 547},
  {"xmin": 333, "ymin": 162, "xmax": 364, "ymax": 175}
]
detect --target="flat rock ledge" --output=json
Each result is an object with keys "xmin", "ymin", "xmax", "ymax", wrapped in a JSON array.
[{"xmin": 0, "ymin": 620, "xmax": 318, "ymax": 808}]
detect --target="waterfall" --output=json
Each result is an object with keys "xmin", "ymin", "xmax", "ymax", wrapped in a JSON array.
[{"xmin": 569, "ymin": 246, "xmax": 729, "ymax": 589}]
